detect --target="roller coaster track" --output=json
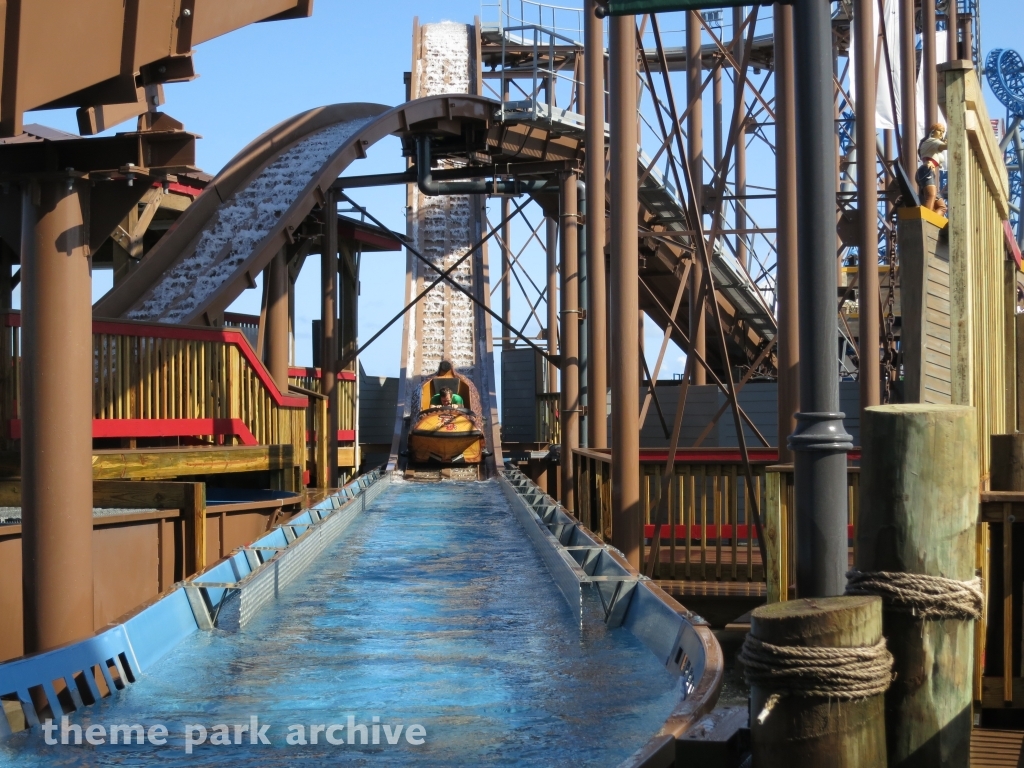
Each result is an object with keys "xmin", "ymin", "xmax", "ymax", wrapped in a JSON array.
[{"xmin": 986, "ymin": 48, "xmax": 1024, "ymax": 244}]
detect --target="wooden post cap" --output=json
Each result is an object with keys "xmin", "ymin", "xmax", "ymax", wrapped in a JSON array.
[{"xmin": 750, "ymin": 596, "xmax": 883, "ymax": 648}]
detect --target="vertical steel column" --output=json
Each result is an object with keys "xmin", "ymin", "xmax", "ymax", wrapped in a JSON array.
[
  {"xmin": 713, "ymin": 65, "xmax": 724, "ymax": 170},
  {"xmin": 687, "ymin": 11, "xmax": 706, "ymax": 386},
  {"xmin": 922, "ymin": 0, "xmax": 938, "ymax": 131},
  {"xmin": 560, "ymin": 172, "xmax": 580, "ymax": 512},
  {"xmin": 947, "ymin": 0, "xmax": 959, "ymax": 60},
  {"xmin": 266, "ymin": 248, "xmax": 290, "ymax": 391},
  {"xmin": 546, "ymin": 216, "xmax": 559, "ymax": 393},
  {"xmin": 791, "ymin": 0, "xmax": 854, "ymax": 597},
  {"xmin": 609, "ymin": 13, "xmax": 641, "ymax": 568},
  {"xmin": 322, "ymin": 191, "xmax": 339, "ymax": 487},
  {"xmin": 21, "ymin": 177, "xmax": 94, "ymax": 653},
  {"xmin": 775, "ymin": 4, "xmax": 800, "ymax": 465},
  {"xmin": 501, "ymin": 197, "xmax": 512, "ymax": 349},
  {"xmin": 899, "ymin": 0, "xmax": 918, "ymax": 165},
  {"xmin": 733, "ymin": 7, "xmax": 749, "ymax": 272},
  {"xmin": 578, "ymin": 182, "xmax": 589, "ymax": 447},
  {"xmin": 856, "ymin": 0, "xmax": 881, "ymax": 413},
  {"xmin": 585, "ymin": 0, "xmax": 608, "ymax": 448}
]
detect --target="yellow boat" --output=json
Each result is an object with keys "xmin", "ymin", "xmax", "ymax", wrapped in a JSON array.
[{"xmin": 407, "ymin": 363, "xmax": 485, "ymax": 464}]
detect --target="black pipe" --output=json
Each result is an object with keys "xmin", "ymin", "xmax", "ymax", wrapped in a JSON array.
[
  {"xmin": 789, "ymin": 0, "xmax": 853, "ymax": 598},
  {"xmin": 415, "ymin": 136, "xmax": 551, "ymax": 197}
]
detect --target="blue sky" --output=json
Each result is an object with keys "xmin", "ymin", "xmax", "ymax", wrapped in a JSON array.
[{"xmin": 22, "ymin": 0, "xmax": 1024, "ymax": 394}]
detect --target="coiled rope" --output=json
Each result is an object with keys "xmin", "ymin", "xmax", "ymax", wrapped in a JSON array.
[
  {"xmin": 740, "ymin": 634, "xmax": 894, "ymax": 723},
  {"xmin": 844, "ymin": 569, "xmax": 983, "ymax": 621}
]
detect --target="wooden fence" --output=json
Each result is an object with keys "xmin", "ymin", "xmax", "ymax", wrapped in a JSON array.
[
  {"xmin": 0, "ymin": 312, "xmax": 308, "ymax": 483},
  {"xmin": 573, "ymin": 449, "xmax": 859, "ymax": 600},
  {"xmin": 536, "ymin": 392, "xmax": 560, "ymax": 445},
  {"xmin": 288, "ymin": 367, "xmax": 358, "ymax": 476},
  {"xmin": 941, "ymin": 61, "xmax": 1014, "ymax": 483}
]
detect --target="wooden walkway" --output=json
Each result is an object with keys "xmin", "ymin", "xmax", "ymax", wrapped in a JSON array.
[{"xmin": 972, "ymin": 729, "xmax": 1024, "ymax": 767}]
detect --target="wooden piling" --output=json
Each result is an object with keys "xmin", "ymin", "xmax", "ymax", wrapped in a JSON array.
[
  {"xmin": 858, "ymin": 404, "xmax": 978, "ymax": 768},
  {"xmin": 748, "ymin": 596, "xmax": 887, "ymax": 767}
]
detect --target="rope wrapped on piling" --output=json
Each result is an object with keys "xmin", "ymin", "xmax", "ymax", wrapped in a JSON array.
[
  {"xmin": 740, "ymin": 634, "xmax": 894, "ymax": 700},
  {"xmin": 844, "ymin": 569, "xmax": 983, "ymax": 620}
]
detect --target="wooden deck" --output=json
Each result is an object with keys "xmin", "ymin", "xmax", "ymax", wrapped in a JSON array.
[
  {"xmin": 0, "ymin": 444, "xmax": 298, "ymax": 484},
  {"xmin": 972, "ymin": 728, "xmax": 1024, "ymax": 767}
]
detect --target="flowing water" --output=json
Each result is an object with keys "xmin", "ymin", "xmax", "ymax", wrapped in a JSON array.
[{"xmin": 2, "ymin": 480, "xmax": 680, "ymax": 767}]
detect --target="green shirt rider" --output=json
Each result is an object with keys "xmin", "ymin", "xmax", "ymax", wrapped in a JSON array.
[{"xmin": 430, "ymin": 387, "xmax": 464, "ymax": 407}]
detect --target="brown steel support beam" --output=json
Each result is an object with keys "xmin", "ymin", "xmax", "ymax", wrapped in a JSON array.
[
  {"xmin": 340, "ymin": 243, "xmax": 359, "ymax": 373},
  {"xmin": 687, "ymin": 11, "xmax": 706, "ymax": 386},
  {"xmin": 947, "ymin": 1, "xmax": 959, "ymax": 61},
  {"xmin": 21, "ymin": 177, "xmax": 94, "ymax": 654},
  {"xmin": 322, "ymin": 192, "xmax": 339, "ymax": 487},
  {"xmin": 922, "ymin": 0, "xmax": 938, "ymax": 131},
  {"xmin": 0, "ymin": 241, "xmax": 14, "ymax": 310},
  {"xmin": 855, "ymin": 0, "xmax": 881, "ymax": 412},
  {"xmin": 546, "ymin": 215, "xmax": 559, "ymax": 393},
  {"xmin": 899, "ymin": 0, "xmax": 918, "ymax": 165},
  {"xmin": 775, "ymin": 4, "xmax": 799, "ymax": 464},
  {"xmin": 501, "ymin": 197, "xmax": 512, "ymax": 349},
  {"xmin": 609, "ymin": 13, "xmax": 641, "ymax": 568},
  {"xmin": 266, "ymin": 248, "xmax": 290, "ymax": 391},
  {"xmin": 586, "ymin": 0, "xmax": 608, "ymax": 449},
  {"xmin": 733, "ymin": 7, "xmax": 748, "ymax": 273},
  {"xmin": 560, "ymin": 173, "xmax": 580, "ymax": 512}
]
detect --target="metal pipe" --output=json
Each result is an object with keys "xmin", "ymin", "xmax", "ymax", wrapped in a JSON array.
[
  {"xmin": 266, "ymin": 248, "xmax": 290, "ymax": 391},
  {"xmin": 775, "ymin": 3, "xmax": 799, "ymax": 465},
  {"xmin": 501, "ymin": 197, "xmax": 512, "ymax": 349},
  {"xmin": 21, "ymin": 177, "xmax": 94, "ymax": 653},
  {"xmin": 578, "ymin": 180, "xmax": 589, "ymax": 448},
  {"xmin": 322, "ymin": 189, "xmax": 339, "ymax": 487},
  {"xmin": 609, "ymin": 12, "xmax": 641, "ymax": 568},
  {"xmin": 585, "ymin": 0, "xmax": 608, "ymax": 449},
  {"xmin": 560, "ymin": 171, "xmax": 580, "ymax": 512},
  {"xmin": 713, "ymin": 65, "xmax": 724, "ymax": 170},
  {"xmin": 547, "ymin": 215, "xmax": 559, "ymax": 393},
  {"xmin": 790, "ymin": 0, "xmax": 854, "ymax": 598},
  {"xmin": 687, "ymin": 11, "xmax": 706, "ymax": 386},
  {"xmin": 961, "ymin": 13, "xmax": 973, "ymax": 63},
  {"xmin": 733, "ymin": 6, "xmax": 748, "ymax": 273},
  {"xmin": 947, "ymin": 0, "xmax": 959, "ymax": 60},
  {"xmin": 899, "ymin": 0, "xmax": 918, "ymax": 166},
  {"xmin": 922, "ymin": 0, "xmax": 938, "ymax": 131},
  {"xmin": 415, "ymin": 137, "xmax": 548, "ymax": 196},
  {"xmin": 856, "ymin": 0, "xmax": 881, "ymax": 413}
]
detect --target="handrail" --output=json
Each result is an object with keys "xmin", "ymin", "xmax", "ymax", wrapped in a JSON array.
[
  {"xmin": 3, "ymin": 310, "xmax": 305, "ymax": 409},
  {"xmin": 572, "ymin": 449, "xmax": 860, "ymax": 594}
]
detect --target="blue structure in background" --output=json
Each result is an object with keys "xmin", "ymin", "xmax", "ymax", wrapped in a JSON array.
[{"xmin": 986, "ymin": 47, "xmax": 1024, "ymax": 247}]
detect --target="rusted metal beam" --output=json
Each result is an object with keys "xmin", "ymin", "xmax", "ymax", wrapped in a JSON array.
[
  {"xmin": 855, "ymin": 0, "xmax": 880, "ymax": 413},
  {"xmin": 687, "ymin": 11, "xmax": 707, "ymax": 387},
  {"xmin": 322, "ymin": 189, "xmax": 339, "ymax": 487},
  {"xmin": 584, "ymin": 0, "xmax": 608, "ymax": 450},
  {"xmin": 20, "ymin": 176, "xmax": 94, "ymax": 654},
  {"xmin": 774, "ymin": 3, "xmax": 799, "ymax": 464},
  {"xmin": 0, "ymin": 0, "xmax": 311, "ymax": 136},
  {"xmin": 559, "ymin": 172, "xmax": 580, "ymax": 512},
  {"xmin": 609, "ymin": 12, "xmax": 641, "ymax": 568}
]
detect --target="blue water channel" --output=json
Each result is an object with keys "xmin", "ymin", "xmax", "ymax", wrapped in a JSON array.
[{"xmin": 2, "ymin": 480, "xmax": 680, "ymax": 767}]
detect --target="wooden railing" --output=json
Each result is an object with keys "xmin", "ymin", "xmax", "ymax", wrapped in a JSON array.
[
  {"xmin": 288, "ymin": 367, "xmax": 358, "ymax": 474},
  {"xmin": 0, "ymin": 312, "xmax": 308, "ymax": 478},
  {"xmin": 762, "ymin": 464, "xmax": 860, "ymax": 603},
  {"xmin": 941, "ymin": 62, "xmax": 1014, "ymax": 482},
  {"xmin": 536, "ymin": 392, "xmax": 560, "ymax": 445},
  {"xmin": 573, "ymin": 449, "xmax": 859, "ymax": 596}
]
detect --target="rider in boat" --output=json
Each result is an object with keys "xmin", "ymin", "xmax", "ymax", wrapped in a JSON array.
[{"xmin": 430, "ymin": 386, "xmax": 464, "ymax": 407}]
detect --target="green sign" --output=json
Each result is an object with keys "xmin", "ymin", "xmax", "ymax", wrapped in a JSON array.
[{"xmin": 600, "ymin": 0, "xmax": 768, "ymax": 14}]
